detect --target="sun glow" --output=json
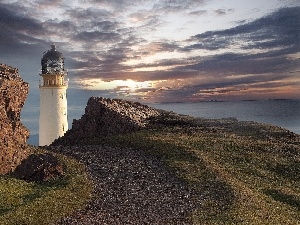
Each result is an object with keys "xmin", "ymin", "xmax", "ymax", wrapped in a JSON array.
[{"xmin": 76, "ymin": 78, "xmax": 155, "ymax": 91}]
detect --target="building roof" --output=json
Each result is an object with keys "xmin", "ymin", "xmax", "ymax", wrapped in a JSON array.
[
  {"xmin": 41, "ymin": 44, "xmax": 65, "ymax": 74},
  {"xmin": 42, "ymin": 44, "xmax": 64, "ymax": 62}
]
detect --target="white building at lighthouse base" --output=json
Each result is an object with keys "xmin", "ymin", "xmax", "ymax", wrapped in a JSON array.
[{"xmin": 39, "ymin": 85, "xmax": 68, "ymax": 146}]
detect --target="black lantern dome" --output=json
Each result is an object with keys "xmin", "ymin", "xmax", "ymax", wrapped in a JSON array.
[{"xmin": 41, "ymin": 44, "xmax": 65, "ymax": 74}]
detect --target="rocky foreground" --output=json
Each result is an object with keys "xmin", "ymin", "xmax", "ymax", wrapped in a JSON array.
[
  {"xmin": 49, "ymin": 96, "xmax": 300, "ymax": 224},
  {"xmin": 50, "ymin": 145, "xmax": 200, "ymax": 224},
  {"xmin": 48, "ymin": 116, "xmax": 300, "ymax": 224}
]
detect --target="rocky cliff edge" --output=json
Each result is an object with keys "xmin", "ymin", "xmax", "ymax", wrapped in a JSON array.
[
  {"xmin": 0, "ymin": 63, "xmax": 30, "ymax": 174},
  {"xmin": 52, "ymin": 97, "xmax": 160, "ymax": 145}
]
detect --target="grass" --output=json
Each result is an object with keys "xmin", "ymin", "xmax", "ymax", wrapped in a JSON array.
[
  {"xmin": 0, "ymin": 149, "xmax": 93, "ymax": 225},
  {"xmin": 84, "ymin": 112, "xmax": 300, "ymax": 224},
  {"xmin": 2, "ymin": 111, "xmax": 299, "ymax": 224}
]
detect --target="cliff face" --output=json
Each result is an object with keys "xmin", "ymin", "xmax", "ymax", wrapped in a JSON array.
[
  {"xmin": 53, "ymin": 97, "xmax": 160, "ymax": 145},
  {"xmin": 0, "ymin": 63, "xmax": 30, "ymax": 174}
]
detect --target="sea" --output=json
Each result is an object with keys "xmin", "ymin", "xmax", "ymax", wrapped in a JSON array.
[
  {"xmin": 148, "ymin": 99, "xmax": 300, "ymax": 135},
  {"xmin": 28, "ymin": 99, "xmax": 300, "ymax": 145}
]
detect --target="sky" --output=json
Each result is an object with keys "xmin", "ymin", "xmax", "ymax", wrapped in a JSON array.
[{"xmin": 0, "ymin": 0, "xmax": 299, "ymax": 135}]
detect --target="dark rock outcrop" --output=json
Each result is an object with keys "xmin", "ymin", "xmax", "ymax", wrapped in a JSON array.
[
  {"xmin": 0, "ymin": 63, "xmax": 30, "ymax": 174},
  {"xmin": 12, "ymin": 153, "xmax": 64, "ymax": 182},
  {"xmin": 53, "ymin": 97, "xmax": 160, "ymax": 145}
]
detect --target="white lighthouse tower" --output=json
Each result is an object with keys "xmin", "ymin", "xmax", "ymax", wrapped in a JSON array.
[{"xmin": 39, "ymin": 44, "xmax": 68, "ymax": 146}]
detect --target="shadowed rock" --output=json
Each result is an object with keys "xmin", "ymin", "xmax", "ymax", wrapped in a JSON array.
[
  {"xmin": 12, "ymin": 153, "xmax": 64, "ymax": 182},
  {"xmin": 52, "ymin": 97, "xmax": 160, "ymax": 145}
]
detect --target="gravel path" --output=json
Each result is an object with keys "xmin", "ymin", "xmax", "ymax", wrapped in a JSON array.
[{"xmin": 50, "ymin": 145, "xmax": 200, "ymax": 224}]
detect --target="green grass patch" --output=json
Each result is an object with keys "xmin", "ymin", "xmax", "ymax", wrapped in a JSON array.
[
  {"xmin": 89, "ymin": 115, "xmax": 300, "ymax": 224},
  {"xmin": 50, "ymin": 112, "xmax": 300, "ymax": 224},
  {"xmin": 0, "ymin": 150, "xmax": 93, "ymax": 225}
]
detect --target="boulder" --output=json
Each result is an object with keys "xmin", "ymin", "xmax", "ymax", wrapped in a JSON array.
[
  {"xmin": 12, "ymin": 153, "xmax": 64, "ymax": 182},
  {"xmin": 52, "ymin": 97, "xmax": 161, "ymax": 145}
]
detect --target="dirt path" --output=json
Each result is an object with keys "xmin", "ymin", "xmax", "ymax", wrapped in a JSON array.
[{"xmin": 50, "ymin": 145, "xmax": 200, "ymax": 224}]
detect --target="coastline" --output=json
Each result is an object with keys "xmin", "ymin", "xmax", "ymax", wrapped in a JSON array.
[
  {"xmin": 148, "ymin": 99, "xmax": 300, "ymax": 134},
  {"xmin": 48, "ymin": 110, "xmax": 300, "ymax": 224}
]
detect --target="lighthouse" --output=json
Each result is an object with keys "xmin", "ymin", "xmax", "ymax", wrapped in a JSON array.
[{"xmin": 39, "ymin": 44, "xmax": 68, "ymax": 146}]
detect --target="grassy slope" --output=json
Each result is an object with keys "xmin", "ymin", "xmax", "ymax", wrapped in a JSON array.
[
  {"xmin": 0, "ymin": 149, "xmax": 93, "ymax": 225},
  {"xmin": 91, "ymin": 112, "xmax": 300, "ymax": 224},
  {"xmin": 1, "ymin": 111, "xmax": 299, "ymax": 224}
]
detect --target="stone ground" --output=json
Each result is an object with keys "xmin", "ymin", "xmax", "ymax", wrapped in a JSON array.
[{"xmin": 50, "ymin": 145, "xmax": 201, "ymax": 225}]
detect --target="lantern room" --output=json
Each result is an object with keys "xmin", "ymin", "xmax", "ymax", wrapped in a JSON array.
[{"xmin": 40, "ymin": 44, "xmax": 67, "ymax": 87}]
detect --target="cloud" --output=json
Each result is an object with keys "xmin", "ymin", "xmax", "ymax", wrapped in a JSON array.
[
  {"xmin": 0, "ymin": 3, "xmax": 48, "ymax": 63},
  {"xmin": 213, "ymin": 8, "xmax": 234, "ymax": 16},
  {"xmin": 153, "ymin": 0, "xmax": 206, "ymax": 13},
  {"xmin": 42, "ymin": 20, "xmax": 77, "ymax": 34},
  {"xmin": 134, "ymin": 41, "xmax": 179, "ymax": 57},
  {"xmin": 188, "ymin": 7, "xmax": 300, "ymax": 52},
  {"xmin": 92, "ymin": 20, "xmax": 119, "ymax": 31},
  {"xmin": 128, "ymin": 10, "xmax": 155, "ymax": 23},
  {"xmin": 33, "ymin": 0, "xmax": 65, "ymax": 9},
  {"xmin": 74, "ymin": 31, "xmax": 121, "ymax": 42},
  {"xmin": 85, "ymin": 0, "xmax": 144, "ymax": 10},
  {"xmin": 0, "ymin": 4, "xmax": 41, "ymax": 32},
  {"xmin": 0, "ymin": 3, "xmax": 45, "ymax": 41},
  {"xmin": 185, "ymin": 52, "xmax": 298, "ymax": 75},
  {"xmin": 188, "ymin": 10, "xmax": 207, "ymax": 16},
  {"xmin": 0, "ymin": 1, "xmax": 299, "ymax": 104},
  {"xmin": 66, "ymin": 7, "xmax": 114, "ymax": 22},
  {"xmin": 2, "ymin": 0, "xmax": 298, "ymax": 135},
  {"xmin": 60, "ymin": 6, "xmax": 300, "ymax": 101}
]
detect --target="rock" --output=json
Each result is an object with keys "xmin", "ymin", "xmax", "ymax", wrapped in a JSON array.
[
  {"xmin": 0, "ymin": 63, "xmax": 30, "ymax": 174},
  {"xmin": 12, "ymin": 153, "xmax": 64, "ymax": 182},
  {"xmin": 52, "ymin": 97, "xmax": 161, "ymax": 145}
]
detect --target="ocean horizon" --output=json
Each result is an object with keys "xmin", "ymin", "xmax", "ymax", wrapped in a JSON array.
[
  {"xmin": 148, "ymin": 99, "xmax": 300, "ymax": 135},
  {"xmin": 27, "ymin": 98, "xmax": 300, "ymax": 146}
]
